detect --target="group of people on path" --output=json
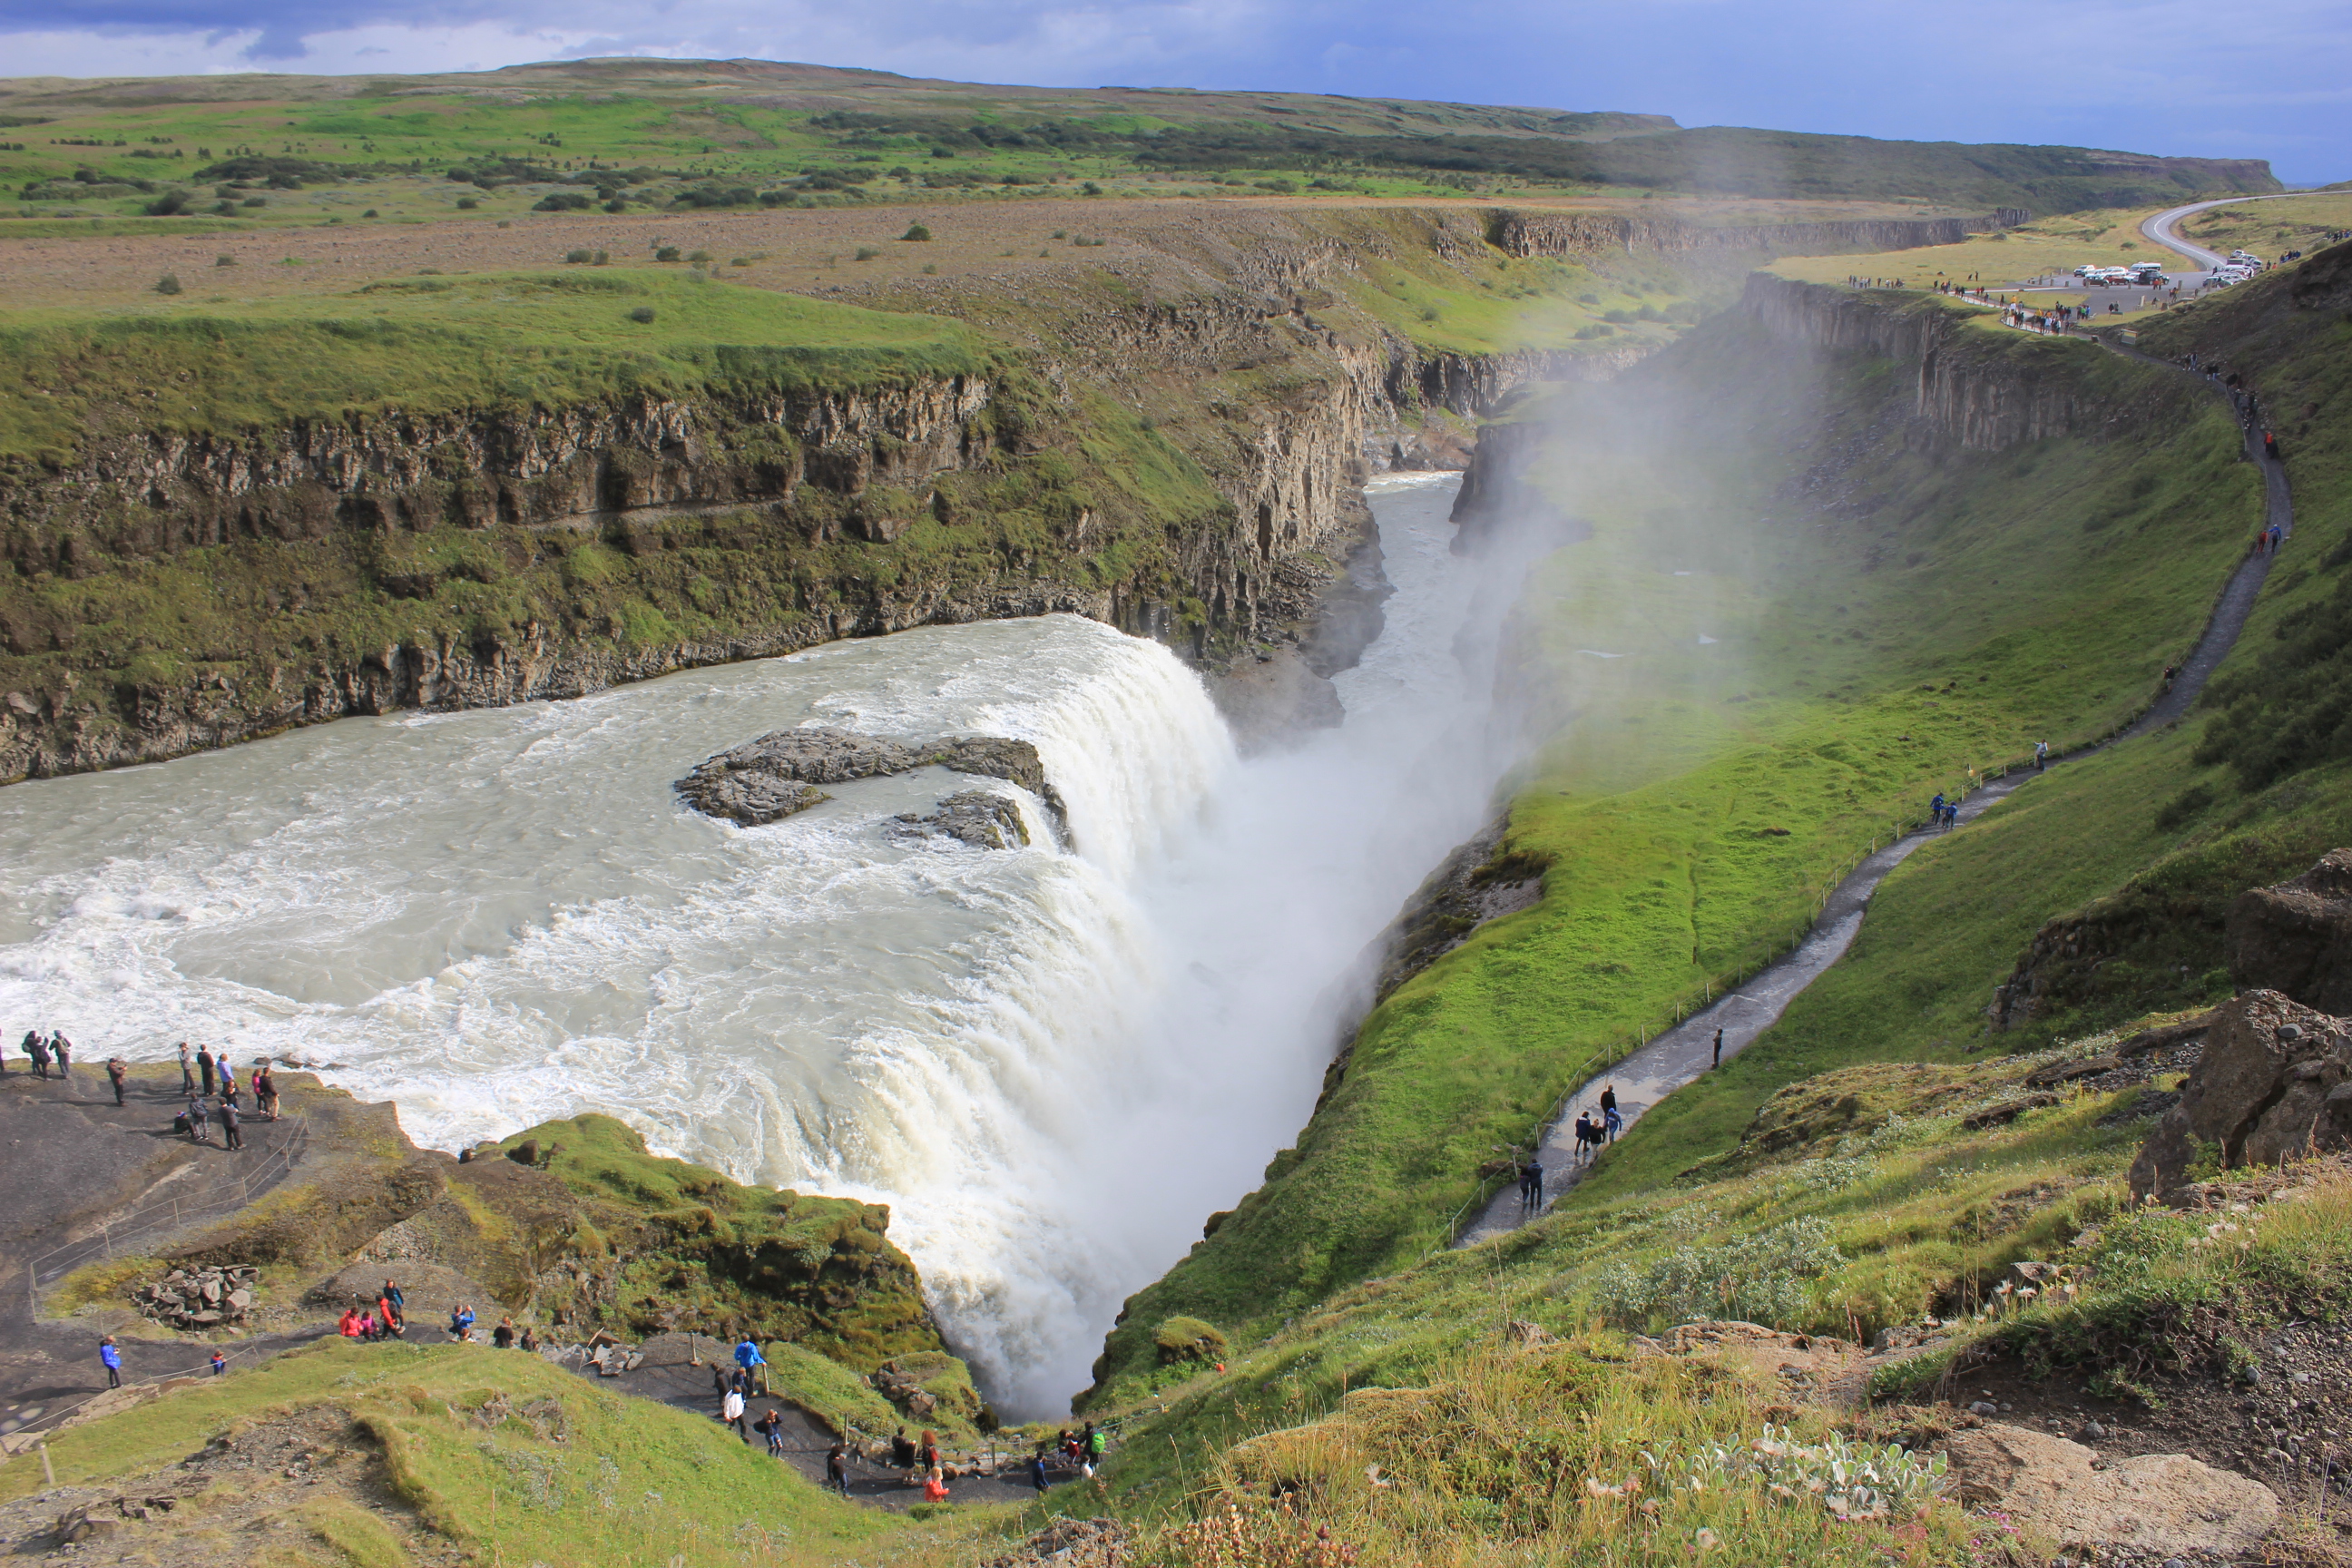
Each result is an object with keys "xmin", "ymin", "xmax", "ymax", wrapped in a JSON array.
[
  {"xmin": 1570, "ymin": 1083, "xmax": 1623, "ymax": 1165},
  {"xmin": 171, "ymin": 1044, "xmax": 279, "ymax": 1152},
  {"xmin": 15, "ymin": 1029, "xmax": 72, "ymax": 1079}
]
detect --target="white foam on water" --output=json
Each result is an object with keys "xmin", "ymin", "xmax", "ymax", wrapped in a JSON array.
[{"xmin": 0, "ymin": 475, "xmax": 1504, "ymax": 1416}]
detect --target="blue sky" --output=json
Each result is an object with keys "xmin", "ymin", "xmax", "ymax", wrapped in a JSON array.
[{"xmin": 4, "ymin": 0, "xmax": 2346, "ymax": 184}]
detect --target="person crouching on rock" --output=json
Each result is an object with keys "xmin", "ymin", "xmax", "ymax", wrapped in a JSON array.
[{"xmin": 183, "ymin": 1093, "xmax": 210, "ymax": 1143}]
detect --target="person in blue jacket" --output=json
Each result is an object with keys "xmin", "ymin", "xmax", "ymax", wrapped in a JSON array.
[
  {"xmin": 734, "ymin": 1335, "xmax": 768, "ymax": 1396},
  {"xmin": 99, "ymin": 1336, "xmax": 122, "ymax": 1390}
]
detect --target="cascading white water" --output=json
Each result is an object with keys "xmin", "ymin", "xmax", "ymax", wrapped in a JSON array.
[{"xmin": 0, "ymin": 472, "xmax": 1501, "ymax": 1416}]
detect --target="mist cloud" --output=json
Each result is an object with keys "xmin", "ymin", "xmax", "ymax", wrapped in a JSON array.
[{"xmin": 0, "ymin": 0, "xmax": 2346, "ymax": 182}]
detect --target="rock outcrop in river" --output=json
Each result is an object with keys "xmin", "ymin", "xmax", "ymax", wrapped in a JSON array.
[{"xmin": 676, "ymin": 726, "xmax": 1066, "ymax": 833}]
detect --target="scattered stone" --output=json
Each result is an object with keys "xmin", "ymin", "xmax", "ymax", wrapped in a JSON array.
[
  {"xmin": 869, "ymin": 1361, "xmax": 940, "ymax": 1419},
  {"xmin": 132, "ymin": 1266, "xmax": 260, "ymax": 1329},
  {"xmin": 1942, "ymin": 1423, "xmax": 2277, "ymax": 1556},
  {"xmin": 1504, "ymin": 1319, "xmax": 1552, "ymax": 1347},
  {"xmin": 980, "ymin": 1516, "xmax": 1127, "ymax": 1567},
  {"xmin": 2025, "ymin": 1054, "xmax": 2122, "ymax": 1089},
  {"xmin": 2117, "ymin": 1014, "xmax": 2216, "ymax": 1057},
  {"xmin": 1971, "ymin": 1401, "xmax": 2000, "ymax": 1416},
  {"xmin": 676, "ymin": 728, "xmax": 1066, "ymax": 831},
  {"xmin": 2130, "ymin": 990, "xmax": 2352, "ymax": 1199},
  {"xmin": 891, "ymin": 790, "xmax": 1029, "ymax": 850}
]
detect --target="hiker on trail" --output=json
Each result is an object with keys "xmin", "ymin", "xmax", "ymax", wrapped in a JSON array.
[
  {"xmin": 827, "ymin": 1442, "xmax": 851, "ymax": 1495},
  {"xmin": 218, "ymin": 1097, "xmax": 242, "ymax": 1151},
  {"xmin": 382, "ymin": 1279, "xmax": 404, "ymax": 1318},
  {"xmin": 179, "ymin": 1043, "xmax": 194, "ymax": 1093},
  {"xmin": 722, "ymin": 1385, "xmax": 747, "ymax": 1439},
  {"xmin": 921, "ymin": 1430, "xmax": 942, "ymax": 1474},
  {"xmin": 734, "ymin": 1334, "xmax": 768, "ymax": 1395},
  {"xmin": 756, "ymin": 1408, "xmax": 784, "ymax": 1456},
  {"xmin": 182, "ymin": 1093, "xmax": 209, "ymax": 1142},
  {"xmin": 1083, "ymin": 1422, "xmax": 1106, "ymax": 1475},
  {"xmin": 2035, "ymin": 740, "xmax": 2050, "ymax": 771},
  {"xmin": 209, "ymin": 1351, "xmax": 227, "ymax": 1377},
  {"xmin": 1712, "ymin": 1027, "xmax": 1724, "ymax": 1069},
  {"xmin": 100, "ymin": 1336, "xmax": 122, "ymax": 1390},
  {"xmin": 254, "ymin": 1063, "xmax": 279, "ymax": 1121},
  {"xmin": 51, "ymin": 1034, "xmax": 69, "ymax": 1076},
  {"xmin": 28, "ymin": 1032, "xmax": 50, "ymax": 1081},
  {"xmin": 338, "ymin": 1308, "xmax": 360, "ymax": 1338},
  {"xmin": 1524, "ymin": 1158, "xmax": 1544, "ymax": 1208},
  {"xmin": 107, "ymin": 1057, "xmax": 127, "ymax": 1106},
  {"xmin": 197, "ymin": 1047, "xmax": 215, "ymax": 1097},
  {"xmin": 1929, "ymin": 794, "xmax": 1946, "ymax": 831},
  {"xmin": 922, "ymin": 1470, "xmax": 950, "ymax": 1504},
  {"xmin": 1517, "ymin": 1159, "xmax": 1537, "ymax": 1208},
  {"xmin": 890, "ymin": 1427, "xmax": 916, "ymax": 1470},
  {"xmin": 1572, "ymin": 1113, "xmax": 1597, "ymax": 1164},
  {"xmin": 1600, "ymin": 1084, "xmax": 1621, "ymax": 1142}
]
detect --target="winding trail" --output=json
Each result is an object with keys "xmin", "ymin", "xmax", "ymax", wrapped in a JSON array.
[{"xmin": 1457, "ymin": 338, "xmax": 2294, "ymax": 1246}]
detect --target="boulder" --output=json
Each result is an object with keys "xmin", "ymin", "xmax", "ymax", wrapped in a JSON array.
[
  {"xmin": 891, "ymin": 790, "xmax": 1030, "ymax": 851},
  {"xmin": 1942, "ymin": 1423, "xmax": 2275, "ymax": 1557},
  {"xmin": 2227, "ymin": 848, "xmax": 2352, "ymax": 1011},
  {"xmin": 2129, "ymin": 990, "xmax": 2352, "ymax": 1200}
]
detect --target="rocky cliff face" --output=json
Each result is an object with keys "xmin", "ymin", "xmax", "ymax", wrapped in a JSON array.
[
  {"xmin": 1486, "ymin": 208, "xmax": 2030, "ymax": 265},
  {"xmin": 1740, "ymin": 273, "xmax": 2191, "ymax": 451},
  {"xmin": 1, "ymin": 211, "xmax": 1602, "ymax": 782}
]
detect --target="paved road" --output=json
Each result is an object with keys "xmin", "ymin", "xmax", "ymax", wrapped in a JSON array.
[
  {"xmin": 1456, "ymin": 357, "xmax": 2294, "ymax": 1247},
  {"xmin": 2141, "ymin": 191, "xmax": 2318, "ymax": 270}
]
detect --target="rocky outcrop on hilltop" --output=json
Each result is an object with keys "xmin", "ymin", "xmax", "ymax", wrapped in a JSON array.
[
  {"xmin": 675, "ymin": 726, "xmax": 1065, "ymax": 833},
  {"xmin": 2129, "ymin": 989, "xmax": 2352, "ymax": 1199}
]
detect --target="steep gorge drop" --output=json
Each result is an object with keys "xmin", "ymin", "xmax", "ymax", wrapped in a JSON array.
[{"xmin": 0, "ymin": 472, "xmax": 1502, "ymax": 1414}]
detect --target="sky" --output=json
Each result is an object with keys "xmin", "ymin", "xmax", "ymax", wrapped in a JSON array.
[{"xmin": 3, "ymin": 0, "xmax": 2347, "ymax": 184}]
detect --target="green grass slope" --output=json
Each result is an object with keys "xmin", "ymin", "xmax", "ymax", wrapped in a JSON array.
[{"xmin": 1083, "ymin": 299, "xmax": 2263, "ymax": 1408}]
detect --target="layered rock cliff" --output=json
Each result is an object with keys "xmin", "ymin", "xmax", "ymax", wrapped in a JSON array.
[{"xmin": 1486, "ymin": 208, "xmax": 2030, "ymax": 265}]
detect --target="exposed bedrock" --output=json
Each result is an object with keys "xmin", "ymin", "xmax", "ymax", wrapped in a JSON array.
[
  {"xmin": 2129, "ymin": 989, "xmax": 2352, "ymax": 1200},
  {"xmin": 675, "ymin": 727, "xmax": 1066, "ymax": 837}
]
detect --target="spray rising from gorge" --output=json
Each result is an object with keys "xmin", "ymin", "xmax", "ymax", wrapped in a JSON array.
[{"xmin": 0, "ymin": 470, "xmax": 1531, "ymax": 1414}]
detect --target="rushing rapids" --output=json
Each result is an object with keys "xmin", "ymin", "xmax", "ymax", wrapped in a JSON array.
[{"xmin": 0, "ymin": 472, "xmax": 1504, "ymax": 1413}]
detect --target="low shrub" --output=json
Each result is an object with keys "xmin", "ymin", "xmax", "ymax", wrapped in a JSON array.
[
  {"xmin": 1154, "ymin": 1316, "xmax": 1228, "ymax": 1365},
  {"xmin": 1588, "ymin": 1218, "xmax": 1843, "ymax": 1331}
]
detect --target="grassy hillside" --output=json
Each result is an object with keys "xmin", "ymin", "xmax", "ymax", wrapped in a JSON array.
[
  {"xmin": 1083, "ymin": 300, "xmax": 2260, "ymax": 1406},
  {"xmin": 0, "ymin": 57, "xmax": 2273, "ymax": 231}
]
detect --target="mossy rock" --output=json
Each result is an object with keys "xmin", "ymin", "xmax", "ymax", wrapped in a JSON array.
[{"xmin": 1152, "ymin": 1316, "xmax": 1227, "ymax": 1365}]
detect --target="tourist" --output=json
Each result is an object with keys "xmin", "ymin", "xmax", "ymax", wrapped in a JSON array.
[
  {"xmin": 449, "ymin": 1303, "xmax": 475, "ymax": 1340},
  {"xmin": 51, "ymin": 1033, "xmax": 70, "ymax": 1076},
  {"xmin": 220, "ymin": 1067, "xmax": 240, "ymax": 1109},
  {"xmin": 338, "ymin": 1308, "xmax": 361, "ymax": 1338},
  {"xmin": 493, "ymin": 1317, "xmax": 516, "ymax": 1348},
  {"xmin": 99, "ymin": 1335, "xmax": 122, "ymax": 1390},
  {"xmin": 1083, "ymin": 1422, "xmax": 1105, "ymax": 1475},
  {"xmin": 182, "ymin": 1093, "xmax": 209, "ymax": 1142},
  {"xmin": 722, "ymin": 1384, "xmax": 747, "ymax": 1440},
  {"xmin": 382, "ymin": 1279, "xmax": 404, "ymax": 1318},
  {"xmin": 734, "ymin": 1334, "xmax": 768, "ymax": 1395},
  {"xmin": 921, "ymin": 1469, "xmax": 949, "ymax": 1504},
  {"xmin": 179, "ymin": 1042, "xmax": 194, "ymax": 1093},
  {"xmin": 827, "ymin": 1442, "xmax": 851, "ymax": 1494},
  {"xmin": 2035, "ymin": 740, "xmax": 2050, "ymax": 770},
  {"xmin": 197, "ymin": 1047, "xmax": 215, "ymax": 1097},
  {"xmin": 255, "ymin": 1063, "xmax": 279, "ymax": 1121},
  {"xmin": 1929, "ymin": 792, "xmax": 1946, "ymax": 831},
  {"xmin": 209, "ymin": 1351, "xmax": 227, "ymax": 1377},
  {"xmin": 1572, "ymin": 1113, "xmax": 1596, "ymax": 1163},
  {"xmin": 218, "ymin": 1096, "xmax": 242, "ymax": 1152},
  {"xmin": 1031, "ymin": 1450, "xmax": 1052, "ymax": 1492},
  {"xmin": 759, "ymin": 1408, "xmax": 785, "ymax": 1456},
  {"xmin": 890, "ymin": 1427, "xmax": 916, "ymax": 1469},
  {"xmin": 1599, "ymin": 1084, "xmax": 1619, "ymax": 1142},
  {"xmin": 106, "ymin": 1056, "xmax": 128, "ymax": 1106},
  {"xmin": 518, "ymin": 1324, "xmax": 537, "ymax": 1352},
  {"xmin": 28, "ymin": 1031, "xmax": 50, "ymax": 1080},
  {"xmin": 1523, "ymin": 1157, "xmax": 1544, "ymax": 1209},
  {"xmin": 1712, "ymin": 1026, "xmax": 1724, "ymax": 1069}
]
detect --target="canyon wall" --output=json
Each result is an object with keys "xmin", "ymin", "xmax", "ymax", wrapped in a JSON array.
[{"xmin": 1486, "ymin": 208, "xmax": 2030, "ymax": 265}]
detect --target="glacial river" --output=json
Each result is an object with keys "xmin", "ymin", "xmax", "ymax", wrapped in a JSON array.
[{"xmin": 0, "ymin": 472, "xmax": 1505, "ymax": 1413}]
